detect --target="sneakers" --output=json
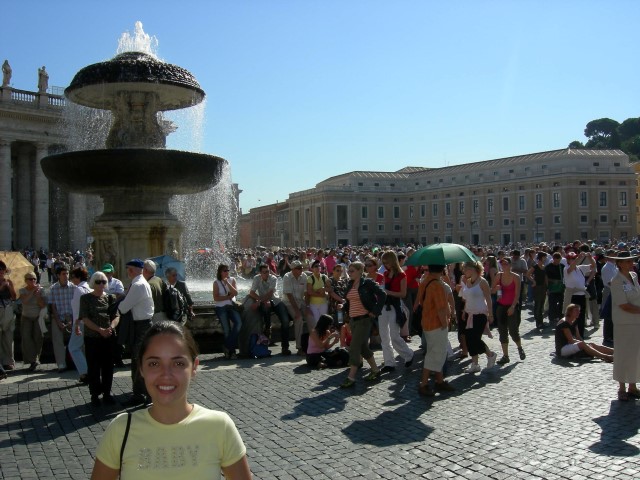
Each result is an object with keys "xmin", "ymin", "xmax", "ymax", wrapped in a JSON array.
[
  {"xmin": 464, "ymin": 363, "xmax": 481, "ymax": 373},
  {"xmin": 497, "ymin": 355, "xmax": 510, "ymax": 365},
  {"xmin": 340, "ymin": 377, "xmax": 356, "ymax": 389},
  {"xmin": 486, "ymin": 352, "xmax": 497, "ymax": 369},
  {"xmin": 435, "ymin": 381, "xmax": 455, "ymax": 392},
  {"xmin": 418, "ymin": 384, "xmax": 435, "ymax": 397},
  {"xmin": 363, "ymin": 370, "xmax": 381, "ymax": 382},
  {"xmin": 518, "ymin": 347, "xmax": 526, "ymax": 360}
]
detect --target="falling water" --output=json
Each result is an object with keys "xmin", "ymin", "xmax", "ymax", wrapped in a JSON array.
[{"xmin": 57, "ymin": 21, "xmax": 238, "ymax": 278}]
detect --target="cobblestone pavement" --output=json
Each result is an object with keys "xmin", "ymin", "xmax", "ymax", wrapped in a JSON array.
[{"xmin": 1, "ymin": 308, "xmax": 638, "ymax": 480}]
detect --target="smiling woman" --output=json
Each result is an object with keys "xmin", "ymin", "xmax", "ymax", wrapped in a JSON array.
[{"xmin": 90, "ymin": 321, "xmax": 252, "ymax": 480}]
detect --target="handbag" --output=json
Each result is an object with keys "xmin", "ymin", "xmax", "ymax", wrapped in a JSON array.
[{"xmin": 413, "ymin": 279, "xmax": 437, "ymax": 323}]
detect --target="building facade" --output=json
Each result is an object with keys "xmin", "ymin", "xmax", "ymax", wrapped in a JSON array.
[{"xmin": 241, "ymin": 149, "xmax": 637, "ymax": 248}]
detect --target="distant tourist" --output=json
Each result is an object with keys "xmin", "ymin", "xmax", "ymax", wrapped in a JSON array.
[
  {"xmin": 213, "ymin": 264, "xmax": 242, "ymax": 359},
  {"xmin": 0, "ymin": 261, "xmax": 17, "ymax": 372},
  {"xmin": 17, "ymin": 272, "xmax": 46, "ymax": 372}
]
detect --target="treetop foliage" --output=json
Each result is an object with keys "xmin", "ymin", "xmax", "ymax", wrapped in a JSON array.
[{"xmin": 569, "ymin": 116, "xmax": 640, "ymax": 162}]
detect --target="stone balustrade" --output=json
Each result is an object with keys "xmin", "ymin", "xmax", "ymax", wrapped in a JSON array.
[{"xmin": 0, "ymin": 86, "xmax": 66, "ymax": 108}]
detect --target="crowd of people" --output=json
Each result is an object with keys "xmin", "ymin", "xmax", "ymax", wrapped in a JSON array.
[{"xmin": 1, "ymin": 238, "xmax": 639, "ymax": 405}]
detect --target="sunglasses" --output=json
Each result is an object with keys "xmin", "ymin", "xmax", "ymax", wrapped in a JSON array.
[{"xmin": 94, "ymin": 280, "xmax": 107, "ymax": 285}]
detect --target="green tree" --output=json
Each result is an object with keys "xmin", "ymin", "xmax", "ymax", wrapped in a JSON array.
[
  {"xmin": 584, "ymin": 118, "xmax": 620, "ymax": 149},
  {"xmin": 568, "ymin": 140, "xmax": 584, "ymax": 148}
]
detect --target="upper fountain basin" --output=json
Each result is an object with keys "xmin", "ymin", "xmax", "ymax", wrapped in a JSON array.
[
  {"xmin": 41, "ymin": 149, "xmax": 226, "ymax": 195},
  {"xmin": 65, "ymin": 52, "xmax": 205, "ymax": 111}
]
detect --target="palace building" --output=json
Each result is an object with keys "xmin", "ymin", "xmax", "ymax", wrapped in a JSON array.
[{"xmin": 242, "ymin": 148, "xmax": 637, "ymax": 248}]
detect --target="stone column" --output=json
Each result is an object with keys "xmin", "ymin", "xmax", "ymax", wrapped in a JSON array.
[
  {"xmin": 33, "ymin": 143, "xmax": 50, "ymax": 250},
  {"xmin": 16, "ymin": 145, "xmax": 32, "ymax": 249},
  {"xmin": 0, "ymin": 139, "xmax": 12, "ymax": 250},
  {"xmin": 68, "ymin": 193, "xmax": 87, "ymax": 251}
]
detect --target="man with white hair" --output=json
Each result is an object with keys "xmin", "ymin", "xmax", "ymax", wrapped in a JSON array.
[
  {"xmin": 118, "ymin": 259, "xmax": 154, "ymax": 406},
  {"xmin": 142, "ymin": 259, "xmax": 167, "ymax": 322}
]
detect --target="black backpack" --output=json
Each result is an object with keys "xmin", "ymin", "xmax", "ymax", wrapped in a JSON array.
[{"xmin": 163, "ymin": 285, "xmax": 187, "ymax": 322}]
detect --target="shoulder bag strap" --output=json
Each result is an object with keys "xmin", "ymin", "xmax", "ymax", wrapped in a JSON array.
[{"xmin": 120, "ymin": 412, "xmax": 132, "ymax": 472}]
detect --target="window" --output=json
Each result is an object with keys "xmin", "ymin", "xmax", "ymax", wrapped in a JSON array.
[
  {"xmin": 409, "ymin": 205, "xmax": 414, "ymax": 219},
  {"xmin": 553, "ymin": 192, "xmax": 560, "ymax": 208},
  {"xmin": 304, "ymin": 209, "xmax": 309, "ymax": 233},
  {"xmin": 518, "ymin": 195, "xmax": 525, "ymax": 211},
  {"xmin": 553, "ymin": 216, "xmax": 561, "ymax": 224},
  {"xmin": 579, "ymin": 192, "xmax": 587, "ymax": 207},
  {"xmin": 580, "ymin": 215, "xmax": 588, "ymax": 223},
  {"xmin": 502, "ymin": 197, "xmax": 509, "ymax": 212},
  {"xmin": 378, "ymin": 206, "xmax": 384, "ymax": 219},
  {"xmin": 420, "ymin": 204, "xmax": 426, "ymax": 218},
  {"xmin": 362, "ymin": 224, "xmax": 369, "ymax": 231},
  {"xmin": 432, "ymin": 204, "xmax": 438, "ymax": 216},
  {"xmin": 535, "ymin": 194, "xmax": 542, "ymax": 209},
  {"xmin": 579, "ymin": 181, "xmax": 586, "ymax": 185},
  {"xmin": 620, "ymin": 214, "xmax": 628, "ymax": 223},
  {"xmin": 488, "ymin": 219, "xmax": 494, "ymax": 227},
  {"xmin": 393, "ymin": 224, "xmax": 401, "ymax": 231},
  {"xmin": 445, "ymin": 202, "xmax": 451, "ymax": 216},
  {"xmin": 357, "ymin": 182, "xmax": 363, "ymax": 187},
  {"xmin": 316, "ymin": 206, "xmax": 322, "ymax": 231},
  {"xmin": 459, "ymin": 201, "xmax": 465, "ymax": 215},
  {"xmin": 294, "ymin": 210, "xmax": 300, "ymax": 233},
  {"xmin": 600, "ymin": 215, "xmax": 608, "ymax": 223},
  {"xmin": 535, "ymin": 217, "xmax": 543, "ymax": 225},
  {"xmin": 599, "ymin": 192, "xmax": 607, "ymax": 207},
  {"xmin": 503, "ymin": 219, "xmax": 510, "ymax": 226},
  {"xmin": 337, "ymin": 205, "xmax": 348, "ymax": 230},
  {"xmin": 487, "ymin": 198, "xmax": 494, "ymax": 213},
  {"xmin": 393, "ymin": 206, "xmax": 400, "ymax": 219},
  {"xmin": 620, "ymin": 191, "xmax": 628, "ymax": 207},
  {"xmin": 361, "ymin": 206, "xmax": 368, "ymax": 219},
  {"xmin": 410, "ymin": 224, "xmax": 415, "ymax": 230},
  {"xmin": 473, "ymin": 199, "xmax": 479, "ymax": 214},
  {"xmin": 459, "ymin": 222, "xmax": 465, "ymax": 228},
  {"xmin": 519, "ymin": 217, "xmax": 526, "ymax": 226},
  {"xmin": 421, "ymin": 223, "xmax": 426, "ymax": 230},
  {"xmin": 377, "ymin": 224, "xmax": 385, "ymax": 232},
  {"xmin": 433, "ymin": 222, "xmax": 439, "ymax": 230},
  {"xmin": 374, "ymin": 182, "xmax": 379, "ymax": 187}
]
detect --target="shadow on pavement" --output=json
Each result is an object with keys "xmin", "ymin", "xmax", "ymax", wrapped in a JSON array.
[{"xmin": 589, "ymin": 401, "xmax": 640, "ymax": 456}]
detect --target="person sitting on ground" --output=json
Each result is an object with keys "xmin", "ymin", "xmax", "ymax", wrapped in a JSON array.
[
  {"xmin": 555, "ymin": 303, "xmax": 613, "ymax": 362},
  {"xmin": 306, "ymin": 314, "xmax": 344, "ymax": 369}
]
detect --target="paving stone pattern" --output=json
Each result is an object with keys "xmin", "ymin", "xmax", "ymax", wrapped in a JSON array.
[{"xmin": 1, "ymin": 309, "xmax": 639, "ymax": 479}]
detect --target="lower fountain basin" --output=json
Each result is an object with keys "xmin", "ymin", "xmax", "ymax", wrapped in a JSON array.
[{"xmin": 41, "ymin": 148, "xmax": 226, "ymax": 195}]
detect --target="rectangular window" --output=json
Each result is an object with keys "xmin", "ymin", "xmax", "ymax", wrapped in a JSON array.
[
  {"xmin": 316, "ymin": 207, "xmax": 321, "ymax": 231},
  {"xmin": 502, "ymin": 197, "xmax": 509, "ymax": 212},
  {"xmin": 393, "ymin": 224, "xmax": 401, "ymax": 231},
  {"xmin": 503, "ymin": 219, "xmax": 510, "ymax": 226},
  {"xmin": 377, "ymin": 224, "xmax": 385, "ymax": 232},
  {"xmin": 393, "ymin": 206, "xmax": 400, "ymax": 219},
  {"xmin": 361, "ymin": 206, "xmax": 368, "ymax": 219},
  {"xmin": 600, "ymin": 192, "xmax": 607, "ymax": 207},
  {"xmin": 580, "ymin": 215, "xmax": 588, "ymax": 223},
  {"xmin": 294, "ymin": 210, "xmax": 300, "ymax": 233},
  {"xmin": 432, "ymin": 204, "xmax": 438, "ymax": 216},
  {"xmin": 600, "ymin": 215, "xmax": 608, "ymax": 223},
  {"xmin": 361, "ymin": 224, "xmax": 368, "ymax": 231},
  {"xmin": 459, "ymin": 201, "xmax": 465, "ymax": 214},
  {"xmin": 445, "ymin": 202, "xmax": 451, "ymax": 216},
  {"xmin": 420, "ymin": 204, "xmax": 426, "ymax": 218},
  {"xmin": 519, "ymin": 217, "xmax": 526, "ymax": 226},
  {"xmin": 553, "ymin": 192, "xmax": 561, "ymax": 208},
  {"xmin": 473, "ymin": 199, "xmax": 479, "ymax": 214},
  {"xmin": 337, "ymin": 205, "xmax": 348, "ymax": 230},
  {"xmin": 487, "ymin": 198, "xmax": 494, "ymax": 213},
  {"xmin": 518, "ymin": 195, "xmax": 525, "ymax": 211},
  {"xmin": 488, "ymin": 219, "xmax": 494, "ymax": 227},
  {"xmin": 535, "ymin": 194, "xmax": 542, "ymax": 209},
  {"xmin": 409, "ymin": 205, "xmax": 414, "ymax": 219},
  {"xmin": 620, "ymin": 214, "xmax": 628, "ymax": 223},
  {"xmin": 433, "ymin": 222, "xmax": 439, "ymax": 230},
  {"xmin": 553, "ymin": 215, "xmax": 561, "ymax": 224},
  {"xmin": 579, "ymin": 191, "xmax": 588, "ymax": 207},
  {"xmin": 378, "ymin": 206, "xmax": 384, "ymax": 219},
  {"xmin": 535, "ymin": 217, "xmax": 543, "ymax": 225},
  {"xmin": 620, "ymin": 191, "xmax": 628, "ymax": 207}
]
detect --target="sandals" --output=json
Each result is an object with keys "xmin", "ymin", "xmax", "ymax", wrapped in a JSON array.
[
  {"xmin": 618, "ymin": 390, "xmax": 630, "ymax": 402},
  {"xmin": 627, "ymin": 389, "xmax": 640, "ymax": 399},
  {"xmin": 363, "ymin": 370, "xmax": 381, "ymax": 382},
  {"xmin": 340, "ymin": 378, "xmax": 356, "ymax": 389}
]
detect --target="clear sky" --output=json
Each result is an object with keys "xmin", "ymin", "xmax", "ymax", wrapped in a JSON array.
[{"xmin": 4, "ymin": 1, "xmax": 639, "ymax": 212}]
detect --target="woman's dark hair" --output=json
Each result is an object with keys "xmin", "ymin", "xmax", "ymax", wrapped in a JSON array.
[
  {"xmin": 311, "ymin": 260, "xmax": 321, "ymax": 269},
  {"xmin": 70, "ymin": 267, "xmax": 89, "ymax": 282},
  {"xmin": 314, "ymin": 314, "xmax": 334, "ymax": 336},
  {"xmin": 137, "ymin": 321, "xmax": 199, "ymax": 369},
  {"xmin": 0, "ymin": 261, "xmax": 6, "ymax": 271},
  {"xmin": 216, "ymin": 264, "xmax": 229, "ymax": 281}
]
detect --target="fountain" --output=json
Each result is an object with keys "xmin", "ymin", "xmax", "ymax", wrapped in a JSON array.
[{"xmin": 41, "ymin": 25, "xmax": 227, "ymax": 275}]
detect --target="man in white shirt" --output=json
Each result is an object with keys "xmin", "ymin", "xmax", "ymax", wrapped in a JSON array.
[
  {"xmin": 282, "ymin": 261, "xmax": 309, "ymax": 355},
  {"xmin": 600, "ymin": 248, "xmax": 618, "ymax": 344},
  {"xmin": 563, "ymin": 251, "xmax": 595, "ymax": 338},
  {"xmin": 118, "ymin": 259, "xmax": 154, "ymax": 406}
]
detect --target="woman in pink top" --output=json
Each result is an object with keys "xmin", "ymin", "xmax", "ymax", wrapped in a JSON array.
[{"xmin": 491, "ymin": 258, "xmax": 525, "ymax": 365}]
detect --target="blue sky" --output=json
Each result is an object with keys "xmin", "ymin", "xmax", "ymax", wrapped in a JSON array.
[{"xmin": 4, "ymin": 1, "xmax": 639, "ymax": 212}]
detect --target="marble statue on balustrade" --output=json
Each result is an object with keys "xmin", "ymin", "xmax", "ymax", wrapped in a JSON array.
[
  {"xmin": 2, "ymin": 60, "xmax": 11, "ymax": 87},
  {"xmin": 37, "ymin": 66, "xmax": 48, "ymax": 93}
]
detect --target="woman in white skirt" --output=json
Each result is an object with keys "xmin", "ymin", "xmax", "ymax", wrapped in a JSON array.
[{"xmin": 608, "ymin": 250, "xmax": 640, "ymax": 401}]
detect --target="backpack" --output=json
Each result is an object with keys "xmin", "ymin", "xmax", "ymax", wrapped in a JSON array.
[
  {"xmin": 163, "ymin": 285, "xmax": 187, "ymax": 322},
  {"xmin": 249, "ymin": 333, "xmax": 271, "ymax": 358}
]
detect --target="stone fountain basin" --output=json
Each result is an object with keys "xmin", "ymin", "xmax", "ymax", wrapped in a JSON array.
[{"xmin": 41, "ymin": 149, "xmax": 226, "ymax": 195}]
